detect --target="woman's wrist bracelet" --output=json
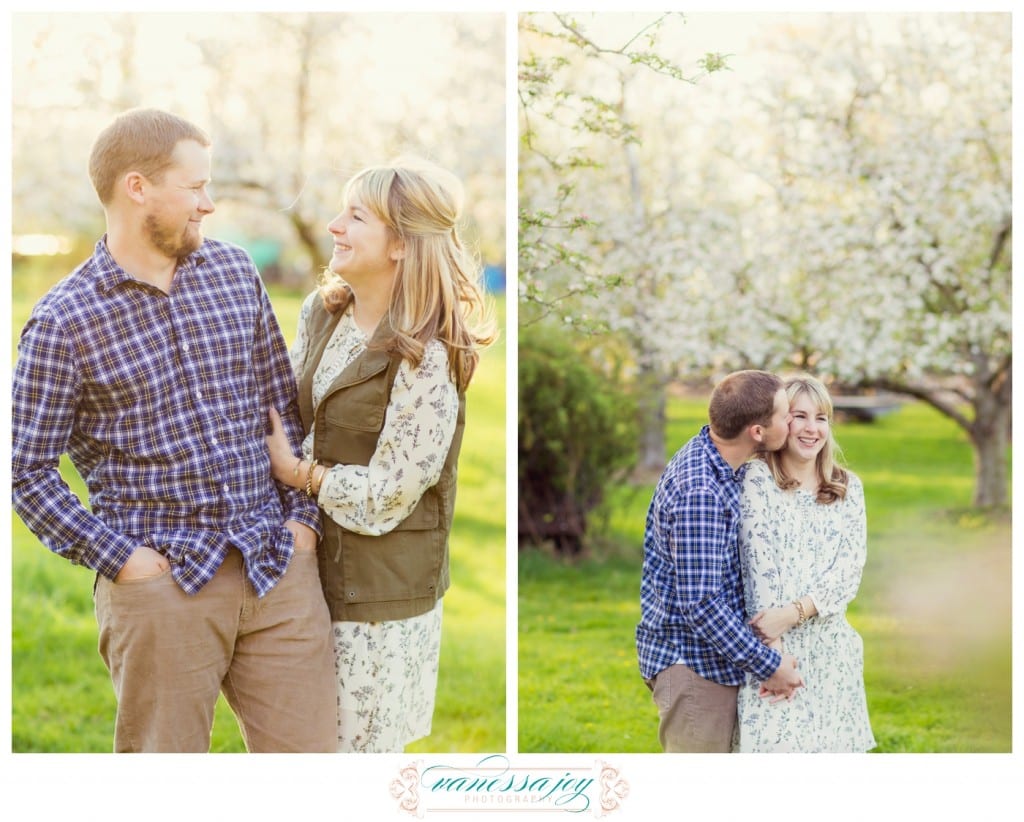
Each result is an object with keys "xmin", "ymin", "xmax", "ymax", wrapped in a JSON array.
[
  {"xmin": 305, "ymin": 459, "xmax": 320, "ymax": 497},
  {"xmin": 312, "ymin": 465, "xmax": 327, "ymax": 497}
]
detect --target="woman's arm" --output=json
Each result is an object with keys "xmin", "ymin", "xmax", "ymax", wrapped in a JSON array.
[
  {"xmin": 321, "ymin": 342, "xmax": 458, "ymax": 535},
  {"xmin": 267, "ymin": 341, "xmax": 460, "ymax": 535},
  {"xmin": 749, "ymin": 596, "xmax": 818, "ymax": 643},
  {"xmin": 750, "ymin": 474, "xmax": 867, "ymax": 639},
  {"xmin": 737, "ymin": 462, "xmax": 785, "ymax": 619},
  {"xmin": 254, "ymin": 282, "xmax": 320, "ymax": 537},
  {"xmin": 805, "ymin": 473, "xmax": 868, "ymax": 616},
  {"xmin": 740, "ymin": 462, "xmax": 818, "ymax": 644},
  {"xmin": 288, "ymin": 291, "xmax": 317, "ymax": 380}
]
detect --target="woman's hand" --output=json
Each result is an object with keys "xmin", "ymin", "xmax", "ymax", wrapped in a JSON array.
[
  {"xmin": 749, "ymin": 605, "xmax": 798, "ymax": 644},
  {"xmin": 266, "ymin": 407, "xmax": 302, "ymax": 487}
]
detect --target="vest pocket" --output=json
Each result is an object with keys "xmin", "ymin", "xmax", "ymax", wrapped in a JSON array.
[
  {"xmin": 320, "ymin": 493, "xmax": 444, "ymax": 608},
  {"xmin": 392, "ymin": 491, "xmax": 440, "ymax": 531},
  {"xmin": 339, "ymin": 530, "xmax": 443, "ymax": 605},
  {"xmin": 323, "ymin": 398, "xmax": 385, "ymax": 432}
]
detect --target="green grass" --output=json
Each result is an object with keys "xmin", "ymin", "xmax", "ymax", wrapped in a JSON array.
[
  {"xmin": 519, "ymin": 397, "xmax": 1012, "ymax": 753},
  {"xmin": 11, "ymin": 258, "xmax": 506, "ymax": 753}
]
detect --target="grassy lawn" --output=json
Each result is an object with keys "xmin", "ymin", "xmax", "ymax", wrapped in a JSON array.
[
  {"xmin": 10, "ymin": 259, "xmax": 506, "ymax": 753},
  {"xmin": 519, "ymin": 396, "xmax": 1012, "ymax": 753}
]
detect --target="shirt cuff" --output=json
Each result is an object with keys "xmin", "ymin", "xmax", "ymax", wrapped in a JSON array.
[
  {"xmin": 754, "ymin": 645, "xmax": 784, "ymax": 681},
  {"xmin": 93, "ymin": 529, "xmax": 146, "ymax": 581},
  {"xmin": 807, "ymin": 592, "xmax": 823, "ymax": 617},
  {"xmin": 283, "ymin": 489, "xmax": 322, "ymax": 537}
]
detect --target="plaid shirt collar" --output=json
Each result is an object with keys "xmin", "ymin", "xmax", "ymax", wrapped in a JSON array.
[
  {"xmin": 92, "ymin": 235, "xmax": 206, "ymax": 294},
  {"xmin": 697, "ymin": 424, "xmax": 749, "ymax": 487}
]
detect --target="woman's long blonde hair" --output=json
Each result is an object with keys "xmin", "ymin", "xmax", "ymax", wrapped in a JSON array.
[
  {"xmin": 764, "ymin": 374, "xmax": 849, "ymax": 504},
  {"xmin": 320, "ymin": 156, "xmax": 497, "ymax": 392}
]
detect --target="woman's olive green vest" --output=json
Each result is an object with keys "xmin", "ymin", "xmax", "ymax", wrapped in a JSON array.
[{"xmin": 296, "ymin": 298, "xmax": 465, "ymax": 622}]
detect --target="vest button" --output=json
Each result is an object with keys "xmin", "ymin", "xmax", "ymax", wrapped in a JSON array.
[{"xmin": 348, "ymin": 591, "xmax": 356, "ymax": 598}]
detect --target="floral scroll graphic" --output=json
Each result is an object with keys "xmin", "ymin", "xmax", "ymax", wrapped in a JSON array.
[
  {"xmin": 390, "ymin": 760, "xmax": 424, "ymax": 817},
  {"xmin": 596, "ymin": 761, "xmax": 629, "ymax": 817}
]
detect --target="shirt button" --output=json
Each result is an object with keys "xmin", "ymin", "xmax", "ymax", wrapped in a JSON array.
[
  {"xmin": 196, "ymin": 390, "xmax": 203, "ymax": 399},
  {"xmin": 211, "ymin": 436, "xmax": 219, "ymax": 446},
  {"xmin": 182, "ymin": 342, "xmax": 190, "ymax": 353},
  {"xmin": 223, "ymin": 484, "xmax": 230, "ymax": 495}
]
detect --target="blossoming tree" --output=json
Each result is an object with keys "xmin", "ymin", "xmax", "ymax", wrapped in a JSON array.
[
  {"xmin": 714, "ymin": 14, "xmax": 1012, "ymax": 506},
  {"xmin": 520, "ymin": 12, "xmax": 1010, "ymax": 507}
]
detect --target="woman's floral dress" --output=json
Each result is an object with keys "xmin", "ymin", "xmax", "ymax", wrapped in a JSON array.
[{"xmin": 734, "ymin": 458, "xmax": 875, "ymax": 752}]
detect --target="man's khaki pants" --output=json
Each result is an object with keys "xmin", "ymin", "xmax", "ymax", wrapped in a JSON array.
[
  {"xmin": 649, "ymin": 663, "xmax": 739, "ymax": 753},
  {"xmin": 95, "ymin": 548, "xmax": 336, "ymax": 753}
]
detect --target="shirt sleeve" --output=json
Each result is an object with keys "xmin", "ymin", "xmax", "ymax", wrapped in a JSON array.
[
  {"xmin": 668, "ymin": 485, "xmax": 781, "ymax": 681},
  {"xmin": 252, "ymin": 278, "xmax": 321, "ymax": 536},
  {"xmin": 317, "ymin": 341, "xmax": 459, "ymax": 536},
  {"xmin": 737, "ymin": 462, "xmax": 784, "ymax": 617},
  {"xmin": 11, "ymin": 309, "xmax": 138, "ymax": 577},
  {"xmin": 288, "ymin": 291, "xmax": 317, "ymax": 380},
  {"xmin": 807, "ymin": 473, "xmax": 868, "ymax": 617}
]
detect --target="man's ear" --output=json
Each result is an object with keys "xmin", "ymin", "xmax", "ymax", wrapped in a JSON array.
[
  {"xmin": 748, "ymin": 423, "xmax": 765, "ymax": 444},
  {"xmin": 123, "ymin": 171, "xmax": 147, "ymax": 205}
]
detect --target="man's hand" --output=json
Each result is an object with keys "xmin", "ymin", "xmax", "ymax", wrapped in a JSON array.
[
  {"xmin": 114, "ymin": 543, "xmax": 170, "ymax": 582},
  {"xmin": 285, "ymin": 519, "xmax": 318, "ymax": 554},
  {"xmin": 760, "ymin": 652, "xmax": 804, "ymax": 703}
]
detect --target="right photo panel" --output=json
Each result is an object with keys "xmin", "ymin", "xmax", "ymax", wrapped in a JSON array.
[{"xmin": 517, "ymin": 11, "xmax": 1011, "ymax": 755}]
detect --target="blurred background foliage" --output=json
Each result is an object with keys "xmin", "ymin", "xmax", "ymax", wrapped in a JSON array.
[{"xmin": 11, "ymin": 12, "xmax": 506, "ymax": 285}]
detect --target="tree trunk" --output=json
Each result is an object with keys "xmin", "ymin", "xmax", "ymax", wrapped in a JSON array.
[
  {"xmin": 874, "ymin": 364, "xmax": 1011, "ymax": 509},
  {"xmin": 635, "ymin": 358, "xmax": 667, "ymax": 475},
  {"xmin": 969, "ymin": 376, "xmax": 1011, "ymax": 508},
  {"xmin": 289, "ymin": 211, "xmax": 326, "ymax": 273},
  {"xmin": 620, "ymin": 78, "xmax": 670, "ymax": 477}
]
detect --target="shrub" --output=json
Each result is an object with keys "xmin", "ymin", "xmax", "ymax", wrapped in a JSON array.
[{"xmin": 518, "ymin": 322, "xmax": 638, "ymax": 555}]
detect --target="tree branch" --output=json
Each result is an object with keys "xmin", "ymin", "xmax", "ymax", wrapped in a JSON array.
[
  {"xmin": 987, "ymin": 213, "xmax": 1012, "ymax": 273},
  {"xmin": 866, "ymin": 377, "xmax": 974, "ymax": 432}
]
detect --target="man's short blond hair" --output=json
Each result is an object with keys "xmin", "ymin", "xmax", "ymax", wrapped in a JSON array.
[
  {"xmin": 88, "ymin": 108, "xmax": 210, "ymax": 205},
  {"xmin": 708, "ymin": 370, "xmax": 783, "ymax": 439}
]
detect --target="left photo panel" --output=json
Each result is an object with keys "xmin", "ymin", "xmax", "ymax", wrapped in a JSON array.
[{"xmin": 10, "ymin": 12, "xmax": 506, "ymax": 754}]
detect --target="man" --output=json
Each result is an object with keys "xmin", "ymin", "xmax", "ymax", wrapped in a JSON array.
[
  {"xmin": 12, "ymin": 108, "xmax": 336, "ymax": 752},
  {"xmin": 636, "ymin": 369, "xmax": 805, "ymax": 752}
]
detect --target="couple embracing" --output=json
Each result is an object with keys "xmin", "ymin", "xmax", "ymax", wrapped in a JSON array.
[
  {"xmin": 12, "ymin": 108, "xmax": 494, "ymax": 753},
  {"xmin": 637, "ymin": 369, "xmax": 876, "ymax": 753}
]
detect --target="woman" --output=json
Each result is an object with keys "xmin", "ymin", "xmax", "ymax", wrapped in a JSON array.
[
  {"xmin": 734, "ymin": 375, "xmax": 875, "ymax": 752},
  {"xmin": 265, "ymin": 156, "xmax": 496, "ymax": 752}
]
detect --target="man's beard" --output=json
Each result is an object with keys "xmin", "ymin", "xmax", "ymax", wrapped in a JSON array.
[{"xmin": 144, "ymin": 213, "xmax": 201, "ymax": 260}]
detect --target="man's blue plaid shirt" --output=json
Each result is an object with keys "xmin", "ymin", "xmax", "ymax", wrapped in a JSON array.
[
  {"xmin": 636, "ymin": 425, "xmax": 781, "ymax": 685},
  {"xmin": 12, "ymin": 237, "xmax": 320, "ymax": 597}
]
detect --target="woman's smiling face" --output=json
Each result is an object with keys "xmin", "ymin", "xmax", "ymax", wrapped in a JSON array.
[
  {"xmin": 326, "ymin": 194, "xmax": 398, "ymax": 283},
  {"xmin": 786, "ymin": 391, "xmax": 830, "ymax": 462}
]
